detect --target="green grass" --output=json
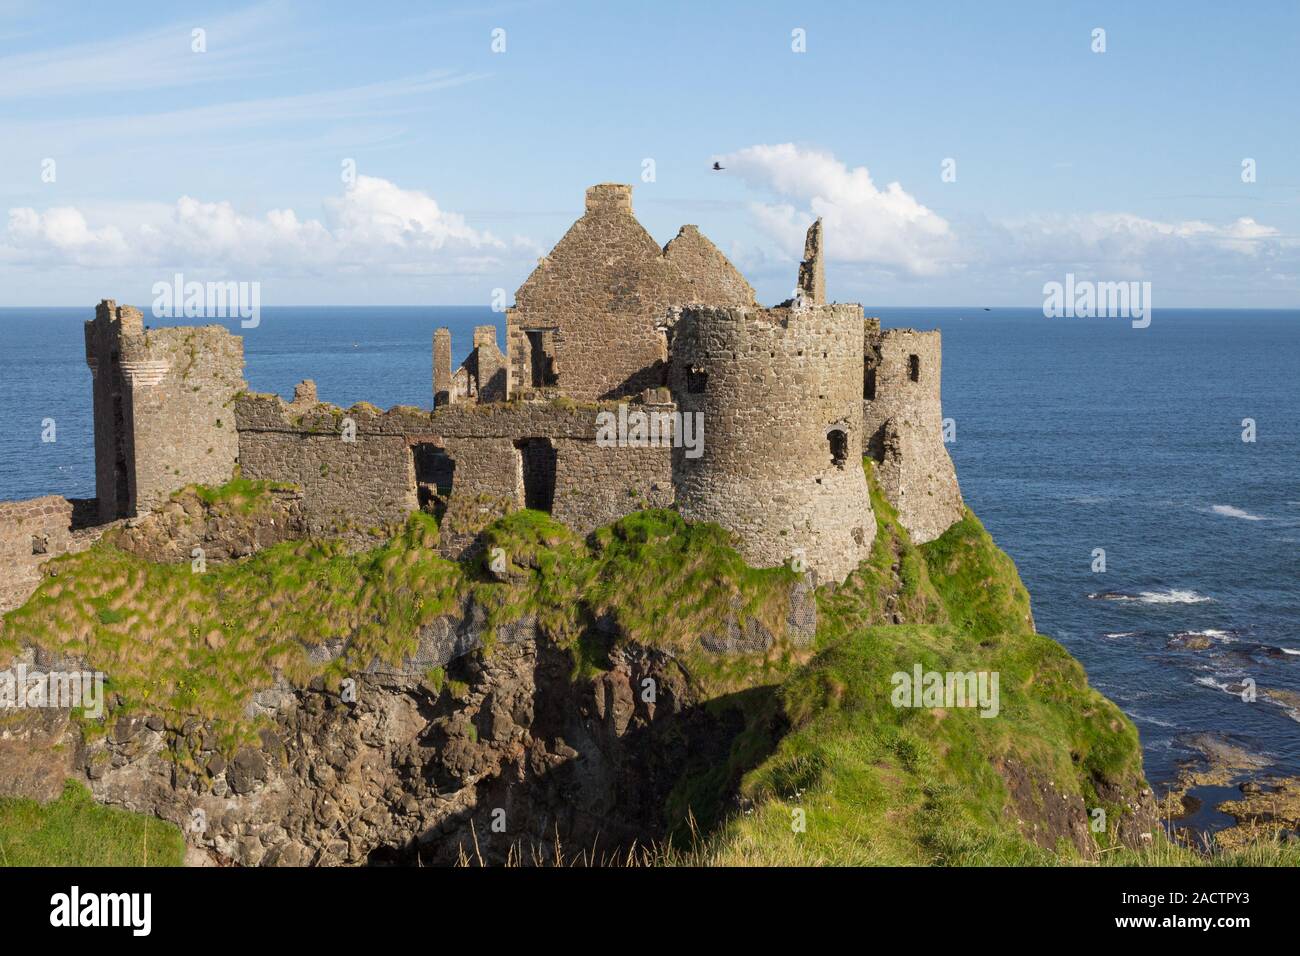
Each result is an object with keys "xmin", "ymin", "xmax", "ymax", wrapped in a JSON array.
[
  {"xmin": 660, "ymin": 461, "xmax": 1152, "ymax": 865},
  {"xmin": 675, "ymin": 620, "xmax": 1144, "ymax": 864},
  {"xmin": 3, "ymin": 466, "xmax": 1293, "ymax": 866},
  {"xmin": 189, "ymin": 476, "xmax": 296, "ymax": 513},
  {"xmin": 0, "ymin": 781, "xmax": 184, "ymax": 867},
  {"xmin": 1, "ymin": 509, "xmax": 465, "ymax": 758}
]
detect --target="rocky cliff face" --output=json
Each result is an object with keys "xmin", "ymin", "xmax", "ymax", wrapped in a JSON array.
[
  {"xmin": 0, "ymin": 468, "xmax": 1160, "ymax": 866},
  {"xmin": 4, "ymin": 634, "xmax": 763, "ymax": 866}
]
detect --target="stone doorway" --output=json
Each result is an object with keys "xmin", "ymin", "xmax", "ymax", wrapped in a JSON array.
[{"xmin": 514, "ymin": 438, "xmax": 557, "ymax": 512}]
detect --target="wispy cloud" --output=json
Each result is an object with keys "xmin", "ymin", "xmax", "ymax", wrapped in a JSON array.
[
  {"xmin": 0, "ymin": 3, "xmax": 290, "ymax": 99},
  {"xmin": 7, "ymin": 68, "xmax": 490, "ymax": 153}
]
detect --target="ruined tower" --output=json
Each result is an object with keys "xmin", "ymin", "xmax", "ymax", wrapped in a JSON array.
[
  {"xmin": 670, "ymin": 298, "xmax": 875, "ymax": 584},
  {"xmin": 84, "ymin": 300, "xmax": 245, "ymax": 520},
  {"xmin": 862, "ymin": 323, "xmax": 964, "ymax": 543}
]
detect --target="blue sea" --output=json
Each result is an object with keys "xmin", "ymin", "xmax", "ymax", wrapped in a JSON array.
[{"xmin": 2, "ymin": 305, "xmax": 1298, "ymax": 808}]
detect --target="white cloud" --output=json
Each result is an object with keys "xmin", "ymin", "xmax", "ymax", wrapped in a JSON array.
[
  {"xmin": 716, "ymin": 143, "xmax": 1296, "ymax": 300},
  {"xmin": 715, "ymin": 143, "xmax": 955, "ymax": 276},
  {"xmin": 4, "ymin": 206, "xmax": 129, "ymax": 266},
  {"xmin": 978, "ymin": 212, "xmax": 1289, "ymax": 277},
  {"xmin": 1, "ymin": 176, "xmax": 534, "ymax": 277},
  {"xmin": 324, "ymin": 176, "xmax": 498, "ymax": 251}
]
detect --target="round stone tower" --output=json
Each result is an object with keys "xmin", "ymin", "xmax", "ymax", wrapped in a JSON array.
[{"xmin": 669, "ymin": 301, "xmax": 875, "ymax": 584}]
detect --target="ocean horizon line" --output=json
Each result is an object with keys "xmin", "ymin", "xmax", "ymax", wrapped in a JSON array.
[{"xmin": 2, "ymin": 304, "xmax": 1298, "ymax": 314}]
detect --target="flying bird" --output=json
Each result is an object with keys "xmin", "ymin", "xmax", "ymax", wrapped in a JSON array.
[{"xmin": 712, "ymin": 161, "xmax": 724, "ymax": 171}]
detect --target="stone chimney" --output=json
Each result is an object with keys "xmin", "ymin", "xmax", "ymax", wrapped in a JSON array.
[
  {"xmin": 433, "ymin": 328, "xmax": 453, "ymax": 407},
  {"xmin": 585, "ymin": 183, "xmax": 633, "ymax": 215}
]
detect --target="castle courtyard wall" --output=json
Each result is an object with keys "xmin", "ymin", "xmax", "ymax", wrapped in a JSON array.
[{"xmin": 235, "ymin": 395, "xmax": 674, "ymax": 548}]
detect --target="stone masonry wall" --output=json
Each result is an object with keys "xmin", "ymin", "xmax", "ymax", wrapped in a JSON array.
[
  {"xmin": 85, "ymin": 300, "xmax": 244, "ymax": 520},
  {"xmin": 123, "ymin": 326, "xmax": 244, "ymax": 514},
  {"xmin": 0, "ymin": 496, "xmax": 72, "ymax": 613},
  {"xmin": 670, "ymin": 302, "xmax": 875, "ymax": 584},
  {"xmin": 507, "ymin": 184, "xmax": 755, "ymax": 402},
  {"xmin": 862, "ymin": 327, "xmax": 964, "ymax": 544},
  {"xmin": 236, "ymin": 393, "xmax": 675, "ymax": 548},
  {"xmin": 551, "ymin": 438, "xmax": 672, "ymax": 536}
]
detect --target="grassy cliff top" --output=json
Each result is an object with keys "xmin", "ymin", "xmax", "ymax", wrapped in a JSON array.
[{"xmin": 3, "ymin": 462, "xmax": 1292, "ymax": 865}]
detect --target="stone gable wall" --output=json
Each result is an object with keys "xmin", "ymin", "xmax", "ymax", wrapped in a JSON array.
[{"xmin": 508, "ymin": 185, "xmax": 755, "ymax": 402}]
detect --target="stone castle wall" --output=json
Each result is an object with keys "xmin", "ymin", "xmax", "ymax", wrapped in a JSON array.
[
  {"xmin": 670, "ymin": 302, "xmax": 875, "ymax": 583},
  {"xmin": 506, "ymin": 185, "xmax": 755, "ymax": 402},
  {"xmin": 85, "ymin": 300, "xmax": 244, "ymax": 520},
  {"xmin": 60, "ymin": 186, "xmax": 964, "ymax": 588},
  {"xmin": 235, "ymin": 392, "xmax": 672, "ymax": 551},
  {"xmin": 122, "ymin": 326, "xmax": 244, "ymax": 514},
  {"xmin": 0, "ymin": 496, "xmax": 77, "ymax": 613},
  {"xmin": 862, "ymin": 327, "xmax": 964, "ymax": 543}
]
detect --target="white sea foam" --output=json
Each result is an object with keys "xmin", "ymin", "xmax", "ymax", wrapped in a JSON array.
[
  {"xmin": 1211, "ymin": 504, "xmax": 1265, "ymax": 521},
  {"xmin": 1135, "ymin": 589, "xmax": 1213, "ymax": 605},
  {"xmin": 1090, "ymin": 589, "xmax": 1211, "ymax": 604},
  {"xmin": 1193, "ymin": 675, "xmax": 1237, "ymax": 694},
  {"xmin": 1126, "ymin": 710, "xmax": 1179, "ymax": 729},
  {"xmin": 1282, "ymin": 648, "xmax": 1300, "ymax": 657},
  {"xmin": 1173, "ymin": 629, "xmax": 1236, "ymax": 642},
  {"xmin": 1104, "ymin": 631, "xmax": 1139, "ymax": 639}
]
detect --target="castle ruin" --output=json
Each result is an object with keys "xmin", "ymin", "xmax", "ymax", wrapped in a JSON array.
[{"xmin": 2, "ymin": 183, "xmax": 965, "ymax": 591}]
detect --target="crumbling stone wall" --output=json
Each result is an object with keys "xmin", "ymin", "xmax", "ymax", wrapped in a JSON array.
[
  {"xmin": 235, "ymin": 396, "xmax": 420, "ymax": 540},
  {"xmin": 0, "ymin": 496, "xmax": 77, "ymax": 613},
  {"xmin": 862, "ymin": 326, "xmax": 964, "ymax": 544},
  {"xmin": 796, "ymin": 218, "xmax": 826, "ymax": 305},
  {"xmin": 236, "ymin": 392, "xmax": 673, "ymax": 549},
  {"xmin": 506, "ymin": 184, "xmax": 755, "ymax": 402},
  {"xmin": 85, "ymin": 300, "xmax": 244, "ymax": 521},
  {"xmin": 433, "ymin": 326, "xmax": 509, "ymax": 407},
  {"xmin": 670, "ymin": 302, "xmax": 875, "ymax": 584}
]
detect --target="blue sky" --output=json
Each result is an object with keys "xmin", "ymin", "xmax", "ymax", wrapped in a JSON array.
[{"xmin": 1, "ymin": 0, "xmax": 1297, "ymax": 307}]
